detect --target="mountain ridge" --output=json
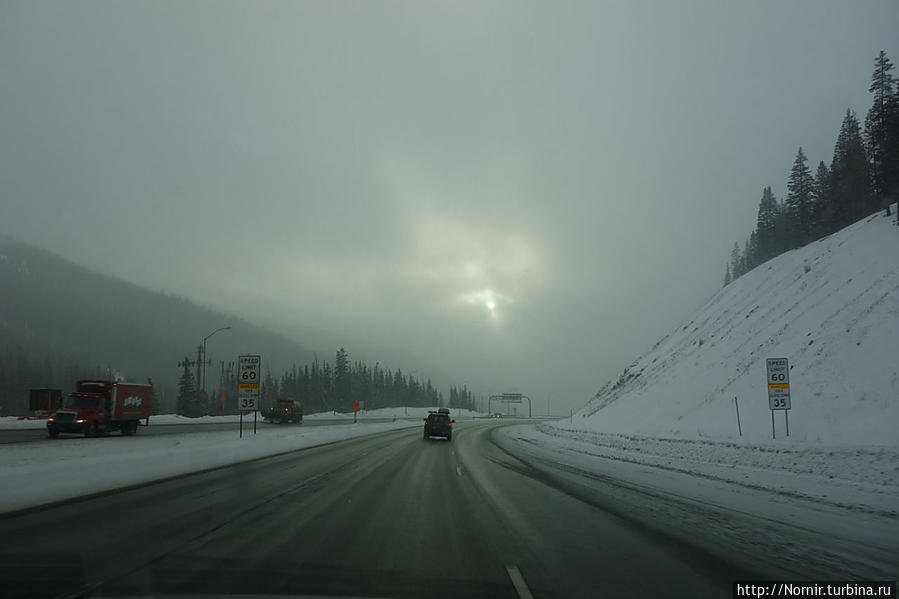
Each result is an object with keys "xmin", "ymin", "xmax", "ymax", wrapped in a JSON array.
[{"xmin": 0, "ymin": 234, "xmax": 316, "ymax": 413}]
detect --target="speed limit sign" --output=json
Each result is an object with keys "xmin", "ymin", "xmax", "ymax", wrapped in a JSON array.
[
  {"xmin": 238, "ymin": 354, "xmax": 261, "ymax": 411},
  {"xmin": 766, "ymin": 357, "xmax": 791, "ymax": 410}
]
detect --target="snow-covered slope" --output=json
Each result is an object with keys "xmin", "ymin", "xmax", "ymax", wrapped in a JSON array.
[{"xmin": 576, "ymin": 207, "xmax": 898, "ymax": 446}]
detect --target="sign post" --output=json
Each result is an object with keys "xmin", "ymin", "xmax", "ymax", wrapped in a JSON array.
[
  {"xmin": 238, "ymin": 354, "xmax": 261, "ymax": 437},
  {"xmin": 766, "ymin": 358, "xmax": 791, "ymax": 439},
  {"xmin": 352, "ymin": 400, "xmax": 360, "ymax": 423}
]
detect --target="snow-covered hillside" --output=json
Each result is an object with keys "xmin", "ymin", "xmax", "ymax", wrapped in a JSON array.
[{"xmin": 575, "ymin": 207, "xmax": 898, "ymax": 446}]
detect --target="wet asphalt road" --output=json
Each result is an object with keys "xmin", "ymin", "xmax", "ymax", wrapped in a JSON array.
[
  {"xmin": 0, "ymin": 417, "xmax": 398, "ymax": 444},
  {"xmin": 1, "ymin": 420, "xmax": 739, "ymax": 598}
]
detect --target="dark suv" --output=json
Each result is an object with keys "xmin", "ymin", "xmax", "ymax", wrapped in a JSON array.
[{"xmin": 423, "ymin": 409, "xmax": 454, "ymax": 441}]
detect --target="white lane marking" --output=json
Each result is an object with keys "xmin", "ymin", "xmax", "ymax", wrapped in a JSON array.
[
  {"xmin": 456, "ymin": 465, "xmax": 462, "ymax": 476},
  {"xmin": 506, "ymin": 565, "xmax": 534, "ymax": 599}
]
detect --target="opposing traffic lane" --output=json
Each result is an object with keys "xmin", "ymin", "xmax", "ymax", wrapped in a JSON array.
[
  {"xmin": 0, "ymin": 417, "xmax": 401, "ymax": 444},
  {"xmin": 1, "ymin": 419, "xmax": 736, "ymax": 598}
]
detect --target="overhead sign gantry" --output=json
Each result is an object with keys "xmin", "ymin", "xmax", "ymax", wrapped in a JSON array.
[{"xmin": 488, "ymin": 392, "xmax": 532, "ymax": 418}]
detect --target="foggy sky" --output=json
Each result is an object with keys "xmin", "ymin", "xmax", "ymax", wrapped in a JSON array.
[{"xmin": 2, "ymin": 1, "xmax": 897, "ymax": 413}]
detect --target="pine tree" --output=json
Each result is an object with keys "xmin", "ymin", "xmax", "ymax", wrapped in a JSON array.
[
  {"xmin": 829, "ymin": 109, "xmax": 871, "ymax": 230},
  {"xmin": 730, "ymin": 242, "xmax": 742, "ymax": 279},
  {"xmin": 812, "ymin": 161, "xmax": 830, "ymax": 238},
  {"xmin": 773, "ymin": 198, "xmax": 792, "ymax": 256},
  {"xmin": 176, "ymin": 361, "xmax": 200, "ymax": 417},
  {"xmin": 755, "ymin": 186, "xmax": 779, "ymax": 262},
  {"xmin": 723, "ymin": 263, "xmax": 732, "ymax": 287},
  {"xmin": 785, "ymin": 147, "xmax": 816, "ymax": 247},
  {"xmin": 742, "ymin": 237, "xmax": 753, "ymax": 274},
  {"xmin": 262, "ymin": 368, "xmax": 278, "ymax": 412},
  {"xmin": 334, "ymin": 348, "xmax": 350, "ymax": 411},
  {"xmin": 864, "ymin": 51, "xmax": 896, "ymax": 213},
  {"xmin": 889, "ymin": 92, "xmax": 899, "ymax": 217},
  {"xmin": 747, "ymin": 231, "xmax": 759, "ymax": 271},
  {"xmin": 392, "ymin": 368, "xmax": 405, "ymax": 407}
]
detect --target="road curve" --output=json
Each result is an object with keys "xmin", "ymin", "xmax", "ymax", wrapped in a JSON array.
[{"xmin": 1, "ymin": 420, "xmax": 736, "ymax": 598}]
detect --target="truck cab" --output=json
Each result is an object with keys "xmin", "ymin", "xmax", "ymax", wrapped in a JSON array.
[{"xmin": 48, "ymin": 393, "xmax": 106, "ymax": 437}]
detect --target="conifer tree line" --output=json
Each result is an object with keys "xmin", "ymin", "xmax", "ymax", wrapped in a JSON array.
[
  {"xmin": 0, "ymin": 349, "xmax": 165, "ymax": 416},
  {"xmin": 724, "ymin": 51, "xmax": 899, "ymax": 286},
  {"xmin": 1, "ymin": 343, "xmax": 477, "ymax": 418},
  {"xmin": 177, "ymin": 346, "xmax": 479, "ymax": 417},
  {"xmin": 261, "ymin": 348, "xmax": 477, "ymax": 415}
]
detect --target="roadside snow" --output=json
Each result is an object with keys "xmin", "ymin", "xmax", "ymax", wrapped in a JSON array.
[
  {"xmin": 507, "ymin": 423, "xmax": 898, "ymax": 517},
  {"xmin": 574, "ymin": 207, "xmax": 899, "ymax": 446},
  {"xmin": 305, "ymin": 407, "xmax": 487, "ymax": 420},
  {"xmin": 0, "ymin": 406, "xmax": 486, "ymax": 430},
  {"xmin": 0, "ymin": 420, "xmax": 418, "ymax": 515},
  {"xmin": 497, "ymin": 423, "xmax": 899, "ymax": 579}
]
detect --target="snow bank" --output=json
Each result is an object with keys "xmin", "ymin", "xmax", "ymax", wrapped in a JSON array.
[
  {"xmin": 571, "ymin": 207, "xmax": 899, "ymax": 446},
  {"xmin": 498, "ymin": 423, "xmax": 898, "ymax": 579},
  {"xmin": 304, "ymin": 407, "xmax": 487, "ymax": 420},
  {"xmin": 520, "ymin": 423, "xmax": 898, "ymax": 516},
  {"xmin": 0, "ymin": 406, "xmax": 486, "ymax": 430},
  {"xmin": 0, "ymin": 420, "xmax": 418, "ymax": 515}
]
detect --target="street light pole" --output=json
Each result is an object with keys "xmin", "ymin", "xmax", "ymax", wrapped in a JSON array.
[{"xmin": 202, "ymin": 326, "xmax": 232, "ymax": 404}]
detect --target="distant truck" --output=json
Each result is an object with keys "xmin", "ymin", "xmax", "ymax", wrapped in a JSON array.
[
  {"xmin": 264, "ymin": 399, "xmax": 303, "ymax": 424},
  {"xmin": 47, "ymin": 380, "xmax": 152, "ymax": 438},
  {"xmin": 29, "ymin": 388, "xmax": 63, "ymax": 419}
]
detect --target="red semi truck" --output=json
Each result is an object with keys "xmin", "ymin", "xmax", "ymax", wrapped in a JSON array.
[{"xmin": 47, "ymin": 380, "xmax": 152, "ymax": 438}]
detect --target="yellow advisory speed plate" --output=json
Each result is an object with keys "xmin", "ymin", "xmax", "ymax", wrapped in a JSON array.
[
  {"xmin": 238, "ymin": 383, "xmax": 260, "ymax": 390},
  {"xmin": 767, "ymin": 383, "xmax": 790, "ymax": 390}
]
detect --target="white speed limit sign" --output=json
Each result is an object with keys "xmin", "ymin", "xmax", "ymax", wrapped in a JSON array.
[
  {"xmin": 766, "ymin": 357, "xmax": 791, "ymax": 410},
  {"xmin": 238, "ymin": 354, "xmax": 261, "ymax": 411}
]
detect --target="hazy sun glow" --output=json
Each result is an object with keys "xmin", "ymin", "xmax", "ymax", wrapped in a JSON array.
[{"xmin": 457, "ymin": 289, "xmax": 509, "ymax": 322}]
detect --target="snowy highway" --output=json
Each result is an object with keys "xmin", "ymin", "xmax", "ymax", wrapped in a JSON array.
[
  {"xmin": 0, "ymin": 416, "xmax": 403, "ymax": 445},
  {"xmin": 0, "ymin": 409, "xmax": 899, "ymax": 597},
  {"xmin": 3, "ymin": 419, "xmax": 744, "ymax": 598},
  {"xmin": 3, "ymin": 416, "xmax": 893, "ymax": 598}
]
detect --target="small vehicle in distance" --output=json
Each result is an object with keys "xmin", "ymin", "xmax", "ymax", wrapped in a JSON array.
[
  {"xmin": 423, "ymin": 408, "xmax": 454, "ymax": 441},
  {"xmin": 264, "ymin": 399, "xmax": 303, "ymax": 424}
]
